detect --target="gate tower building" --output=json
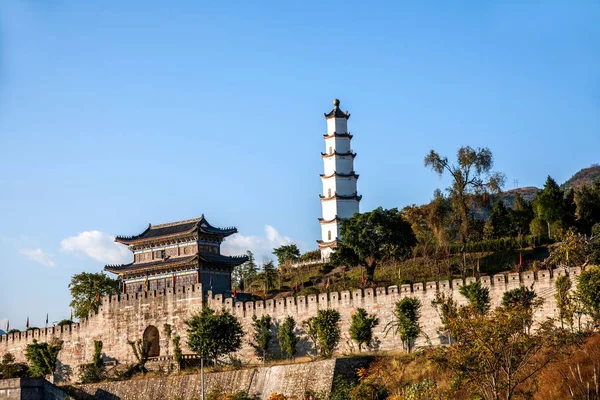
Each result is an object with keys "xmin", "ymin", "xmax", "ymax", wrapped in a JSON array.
[{"xmin": 317, "ymin": 99, "xmax": 361, "ymax": 260}]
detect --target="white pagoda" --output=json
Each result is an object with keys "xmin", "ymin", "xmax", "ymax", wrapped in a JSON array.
[{"xmin": 317, "ymin": 99, "xmax": 361, "ymax": 260}]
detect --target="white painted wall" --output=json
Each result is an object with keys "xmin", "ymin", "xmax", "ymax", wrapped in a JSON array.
[
  {"xmin": 321, "ymin": 176, "xmax": 358, "ymax": 198},
  {"xmin": 322, "ymin": 200, "xmax": 338, "ymax": 220},
  {"xmin": 320, "ymin": 221, "xmax": 339, "ymax": 242},
  {"xmin": 333, "ymin": 156, "xmax": 354, "ymax": 174},
  {"xmin": 326, "ymin": 117, "xmax": 347, "ymax": 134}
]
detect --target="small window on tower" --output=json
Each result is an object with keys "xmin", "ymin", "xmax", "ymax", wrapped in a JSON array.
[
  {"xmin": 328, "ymin": 188, "xmax": 332, "ymax": 197},
  {"xmin": 328, "ymin": 231, "xmax": 332, "ymax": 240},
  {"xmin": 329, "ymin": 146, "xmax": 333, "ymax": 154}
]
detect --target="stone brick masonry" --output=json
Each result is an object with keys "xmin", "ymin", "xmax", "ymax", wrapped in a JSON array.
[{"xmin": 0, "ymin": 267, "xmax": 581, "ymax": 383}]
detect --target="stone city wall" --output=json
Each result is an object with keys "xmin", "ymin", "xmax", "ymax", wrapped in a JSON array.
[
  {"xmin": 0, "ymin": 267, "xmax": 582, "ymax": 382},
  {"xmin": 0, "ymin": 285, "xmax": 204, "ymax": 382}
]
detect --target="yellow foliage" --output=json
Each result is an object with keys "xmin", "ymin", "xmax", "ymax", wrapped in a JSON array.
[{"xmin": 267, "ymin": 393, "xmax": 288, "ymax": 400}]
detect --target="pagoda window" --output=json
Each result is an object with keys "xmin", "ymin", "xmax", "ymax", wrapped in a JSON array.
[
  {"xmin": 328, "ymin": 231, "xmax": 332, "ymax": 240},
  {"xmin": 329, "ymin": 146, "xmax": 333, "ymax": 154},
  {"xmin": 328, "ymin": 188, "xmax": 332, "ymax": 197}
]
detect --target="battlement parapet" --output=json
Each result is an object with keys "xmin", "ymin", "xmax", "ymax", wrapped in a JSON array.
[
  {"xmin": 202, "ymin": 267, "xmax": 584, "ymax": 320},
  {"xmin": 0, "ymin": 267, "xmax": 585, "ymax": 349},
  {"xmin": 0, "ymin": 284, "xmax": 204, "ymax": 347}
]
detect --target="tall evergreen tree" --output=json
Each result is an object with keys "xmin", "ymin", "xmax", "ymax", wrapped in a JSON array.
[
  {"xmin": 256, "ymin": 260, "xmax": 277, "ymax": 293},
  {"xmin": 532, "ymin": 176, "xmax": 566, "ymax": 239},
  {"xmin": 489, "ymin": 200, "xmax": 512, "ymax": 238},
  {"xmin": 277, "ymin": 316, "xmax": 298, "ymax": 360},
  {"xmin": 510, "ymin": 193, "xmax": 534, "ymax": 237},
  {"xmin": 232, "ymin": 250, "xmax": 257, "ymax": 290},
  {"xmin": 575, "ymin": 182, "xmax": 600, "ymax": 234}
]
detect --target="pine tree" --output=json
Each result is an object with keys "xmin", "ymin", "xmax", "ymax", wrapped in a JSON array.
[
  {"xmin": 532, "ymin": 176, "xmax": 566, "ymax": 239},
  {"xmin": 349, "ymin": 308, "xmax": 379, "ymax": 352},
  {"xmin": 277, "ymin": 316, "xmax": 298, "ymax": 360}
]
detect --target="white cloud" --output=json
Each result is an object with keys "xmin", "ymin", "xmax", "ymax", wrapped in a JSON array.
[
  {"xmin": 60, "ymin": 231, "xmax": 130, "ymax": 264},
  {"xmin": 221, "ymin": 225, "xmax": 296, "ymax": 263},
  {"xmin": 19, "ymin": 248, "xmax": 56, "ymax": 267}
]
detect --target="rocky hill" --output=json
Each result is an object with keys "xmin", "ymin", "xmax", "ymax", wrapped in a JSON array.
[
  {"xmin": 500, "ymin": 164, "xmax": 599, "ymax": 207},
  {"xmin": 561, "ymin": 164, "xmax": 600, "ymax": 190},
  {"xmin": 501, "ymin": 186, "xmax": 540, "ymax": 205}
]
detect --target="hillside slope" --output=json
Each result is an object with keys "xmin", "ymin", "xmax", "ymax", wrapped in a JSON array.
[{"xmin": 562, "ymin": 164, "xmax": 600, "ymax": 190}]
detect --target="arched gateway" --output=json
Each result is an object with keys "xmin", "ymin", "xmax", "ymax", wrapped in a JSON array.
[{"xmin": 143, "ymin": 325, "xmax": 160, "ymax": 357}]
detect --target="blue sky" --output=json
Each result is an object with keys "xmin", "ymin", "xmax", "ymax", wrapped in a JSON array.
[{"xmin": 0, "ymin": 1, "xmax": 598, "ymax": 330}]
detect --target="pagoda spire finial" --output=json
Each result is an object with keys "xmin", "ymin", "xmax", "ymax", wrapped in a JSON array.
[{"xmin": 324, "ymin": 98, "xmax": 350, "ymax": 120}]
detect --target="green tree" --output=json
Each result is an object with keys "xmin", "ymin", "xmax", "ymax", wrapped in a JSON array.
[
  {"xmin": 532, "ymin": 177, "xmax": 566, "ymax": 240},
  {"xmin": 56, "ymin": 319, "xmax": 73, "ymax": 327},
  {"xmin": 68, "ymin": 272, "xmax": 119, "ymax": 319},
  {"xmin": 502, "ymin": 286, "xmax": 538, "ymax": 310},
  {"xmin": 79, "ymin": 340, "xmax": 105, "ymax": 383},
  {"xmin": 302, "ymin": 317, "xmax": 319, "ymax": 357},
  {"xmin": 331, "ymin": 207, "xmax": 417, "ymax": 282},
  {"xmin": 232, "ymin": 251, "xmax": 257, "ymax": 290},
  {"xmin": 277, "ymin": 316, "xmax": 298, "ymax": 360},
  {"xmin": 311, "ymin": 309, "xmax": 341, "ymax": 358},
  {"xmin": 502, "ymin": 286, "xmax": 540, "ymax": 332},
  {"xmin": 256, "ymin": 260, "xmax": 277, "ymax": 293},
  {"xmin": 555, "ymin": 275, "xmax": 573, "ymax": 330},
  {"xmin": 127, "ymin": 338, "xmax": 151, "ymax": 375},
  {"xmin": 0, "ymin": 353, "xmax": 29, "ymax": 379},
  {"xmin": 24, "ymin": 338, "xmax": 63, "ymax": 378},
  {"xmin": 272, "ymin": 244, "xmax": 301, "ymax": 266},
  {"xmin": 299, "ymin": 249, "xmax": 322, "ymax": 262},
  {"xmin": 251, "ymin": 315, "xmax": 272, "ymax": 363},
  {"xmin": 576, "ymin": 266, "xmax": 600, "ymax": 322},
  {"xmin": 575, "ymin": 182, "xmax": 600, "ymax": 234},
  {"xmin": 488, "ymin": 200, "xmax": 512, "ymax": 238},
  {"xmin": 431, "ymin": 292, "xmax": 459, "ymax": 344},
  {"xmin": 458, "ymin": 281, "xmax": 491, "ymax": 315},
  {"xmin": 387, "ymin": 297, "xmax": 421, "ymax": 353},
  {"xmin": 349, "ymin": 308, "xmax": 379, "ymax": 352},
  {"xmin": 424, "ymin": 146, "xmax": 505, "ymax": 246},
  {"xmin": 590, "ymin": 224, "xmax": 600, "ymax": 265},
  {"xmin": 546, "ymin": 229, "xmax": 592, "ymax": 267},
  {"xmin": 509, "ymin": 193, "xmax": 534, "ymax": 237},
  {"xmin": 186, "ymin": 307, "xmax": 243, "ymax": 365},
  {"xmin": 172, "ymin": 335, "xmax": 183, "ymax": 369}
]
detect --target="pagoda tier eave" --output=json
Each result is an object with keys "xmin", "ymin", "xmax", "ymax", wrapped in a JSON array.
[
  {"xmin": 317, "ymin": 239, "xmax": 340, "ymax": 249},
  {"xmin": 318, "ymin": 217, "xmax": 341, "ymax": 224},
  {"xmin": 323, "ymin": 132, "xmax": 353, "ymax": 139},
  {"xmin": 319, "ymin": 194, "xmax": 362, "ymax": 202},
  {"xmin": 104, "ymin": 253, "xmax": 249, "ymax": 278},
  {"xmin": 320, "ymin": 172, "xmax": 359, "ymax": 179},
  {"xmin": 321, "ymin": 151, "xmax": 356, "ymax": 159}
]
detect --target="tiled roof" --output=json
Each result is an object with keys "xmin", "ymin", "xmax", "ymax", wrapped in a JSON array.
[
  {"xmin": 115, "ymin": 215, "xmax": 238, "ymax": 244},
  {"xmin": 324, "ymin": 99, "xmax": 350, "ymax": 120},
  {"xmin": 198, "ymin": 252, "xmax": 249, "ymax": 266},
  {"xmin": 104, "ymin": 255, "xmax": 199, "ymax": 274},
  {"xmin": 104, "ymin": 252, "xmax": 249, "ymax": 274}
]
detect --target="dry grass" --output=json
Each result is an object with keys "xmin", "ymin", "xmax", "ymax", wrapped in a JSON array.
[{"xmin": 533, "ymin": 333, "xmax": 600, "ymax": 399}]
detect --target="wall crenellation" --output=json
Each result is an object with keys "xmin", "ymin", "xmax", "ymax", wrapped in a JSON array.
[{"xmin": 0, "ymin": 267, "xmax": 583, "ymax": 382}]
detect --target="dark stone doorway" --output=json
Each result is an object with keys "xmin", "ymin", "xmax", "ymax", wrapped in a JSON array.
[{"xmin": 143, "ymin": 325, "xmax": 160, "ymax": 357}]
